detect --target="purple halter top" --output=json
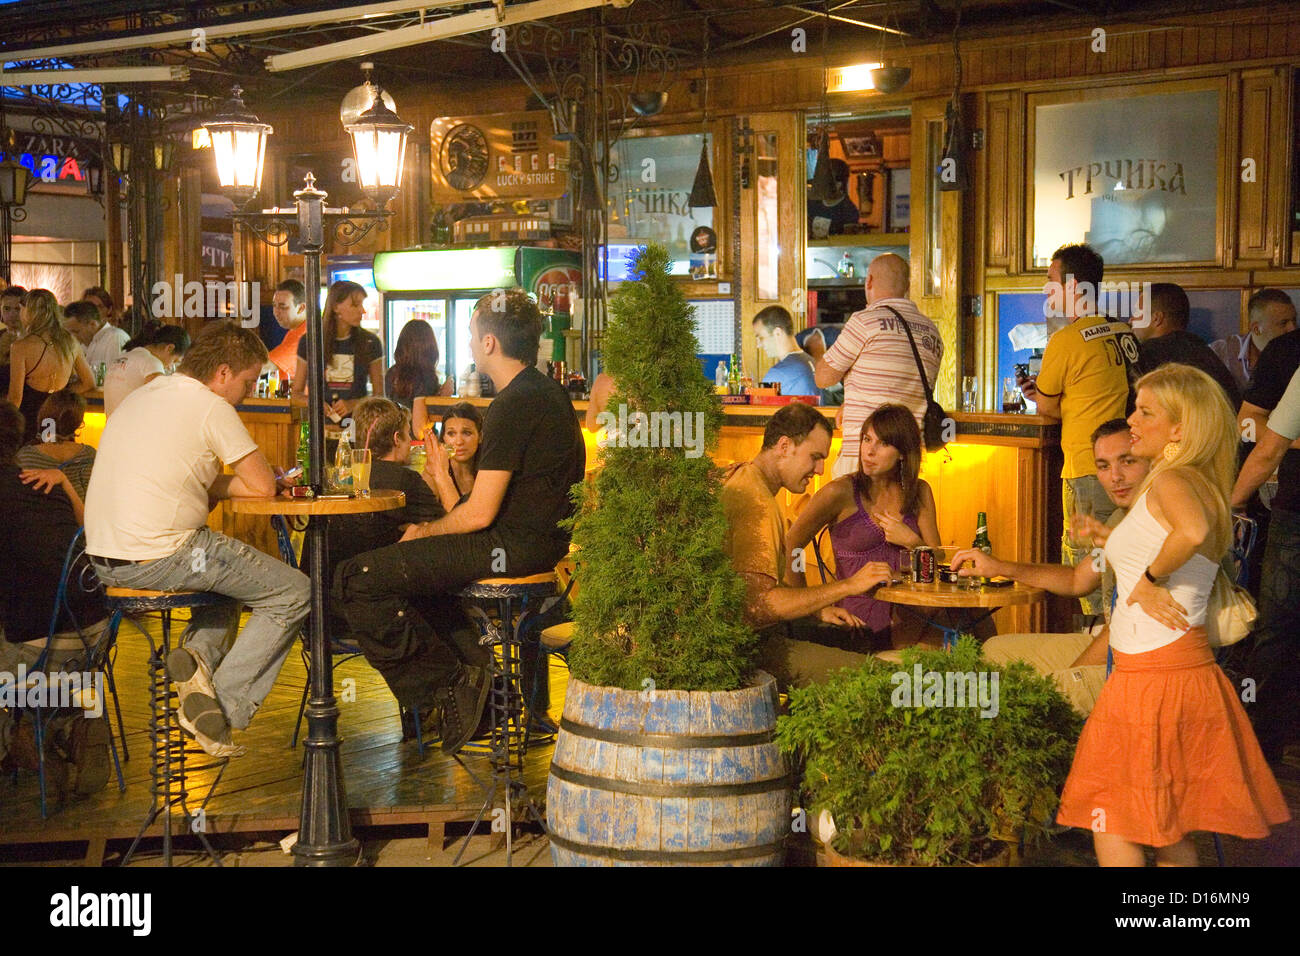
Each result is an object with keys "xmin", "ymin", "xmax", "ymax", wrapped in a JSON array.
[{"xmin": 828, "ymin": 482, "xmax": 918, "ymax": 633}]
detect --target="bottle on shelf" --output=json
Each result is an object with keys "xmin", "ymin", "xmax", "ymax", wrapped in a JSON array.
[
  {"xmin": 838, "ymin": 252, "xmax": 855, "ymax": 279},
  {"xmin": 727, "ymin": 353, "xmax": 741, "ymax": 395},
  {"xmin": 462, "ymin": 364, "xmax": 482, "ymax": 398},
  {"xmin": 715, "ymin": 360, "xmax": 728, "ymax": 392}
]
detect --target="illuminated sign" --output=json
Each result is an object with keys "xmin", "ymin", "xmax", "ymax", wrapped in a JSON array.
[
  {"xmin": 0, "ymin": 133, "xmax": 98, "ymax": 187},
  {"xmin": 372, "ymin": 247, "xmax": 518, "ymax": 291},
  {"xmin": 430, "ymin": 110, "xmax": 569, "ymax": 202}
]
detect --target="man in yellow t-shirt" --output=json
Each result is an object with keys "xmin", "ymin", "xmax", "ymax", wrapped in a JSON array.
[
  {"xmin": 720, "ymin": 403, "xmax": 895, "ymax": 691},
  {"xmin": 1021, "ymin": 243, "xmax": 1138, "ymax": 616}
]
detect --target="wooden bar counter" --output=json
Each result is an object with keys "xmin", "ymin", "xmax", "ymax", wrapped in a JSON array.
[
  {"xmin": 80, "ymin": 389, "xmax": 298, "ymax": 559},
  {"xmin": 424, "ymin": 396, "xmax": 1061, "ymax": 635}
]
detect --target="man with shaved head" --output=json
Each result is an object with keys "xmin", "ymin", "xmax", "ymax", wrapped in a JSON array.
[{"xmin": 814, "ymin": 252, "xmax": 942, "ymax": 477}]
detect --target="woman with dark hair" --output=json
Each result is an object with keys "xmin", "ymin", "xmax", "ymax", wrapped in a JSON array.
[
  {"xmin": 786, "ymin": 403, "xmax": 941, "ymax": 646},
  {"xmin": 7, "ymin": 290, "xmax": 94, "ymax": 444},
  {"xmin": 15, "ymin": 390, "xmax": 96, "ymax": 499},
  {"xmin": 290, "ymin": 280, "xmax": 383, "ymax": 420},
  {"xmin": 104, "ymin": 323, "xmax": 191, "ymax": 416},
  {"xmin": 420, "ymin": 401, "xmax": 482, "ymax": 512},
  {"xmin": 386, "ymin": 318, "xmax": 453, "ymax": 436}
]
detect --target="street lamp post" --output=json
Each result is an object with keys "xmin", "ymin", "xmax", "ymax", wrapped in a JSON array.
[
  {"xmin": 0, "ymin": 127, "xmax": 32, "ymax": 281},
  {"xmin": 204, "ymin": 80, "xmax": 411, "ymax": 867}
]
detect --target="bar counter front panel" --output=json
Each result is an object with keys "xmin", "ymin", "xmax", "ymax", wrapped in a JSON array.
[{"xmin": 425, "ymin": 397, "xmax": 1061, "ymax": 635}]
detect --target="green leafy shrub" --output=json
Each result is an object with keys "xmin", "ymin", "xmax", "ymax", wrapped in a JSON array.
[
  {"xmin": 564, "ymin": 244, "xmax": 757, "ymax": 691},
  {"xmin": 776, "ymin": 636, "xmax": 1083, "ymax": 865}
]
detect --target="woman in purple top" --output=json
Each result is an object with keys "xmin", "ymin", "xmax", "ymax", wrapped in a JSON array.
[{"xmin": 787, "ymin": 404, "xmax": 941, "ymax": 644}]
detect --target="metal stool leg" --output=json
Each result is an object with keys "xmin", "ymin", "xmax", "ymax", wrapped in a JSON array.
[{"xmin": 119, "ymin": 607, "xmax": 226, "ymax": 867}]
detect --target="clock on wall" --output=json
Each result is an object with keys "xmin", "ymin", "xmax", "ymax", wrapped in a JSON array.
[{"xmin": 440, "ymin": 123, "xmax": 489, "ymax": 191}]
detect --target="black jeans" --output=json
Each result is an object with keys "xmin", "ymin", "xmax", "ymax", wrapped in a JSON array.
[
  {"xmin": 1244, "ymin": 507, "xmax": 1300, "ymax": 759},
  {"xmin": 331, "ymin": 530, "xmax": 565, "ymax": 712}
]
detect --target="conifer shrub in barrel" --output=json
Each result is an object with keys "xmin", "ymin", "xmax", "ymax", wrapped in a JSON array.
[{"xmin": 547, "ymin": 244, "xmax": 788, "ymax": 866}]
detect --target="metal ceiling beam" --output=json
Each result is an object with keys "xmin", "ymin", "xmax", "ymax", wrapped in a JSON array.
[
  {"xmin": 264, "ymin": 0, "xmax": 619, "ymax": 72},
  {"xmin": 781, "ymin": 4, "xmax": 911, "ymax": 36},
  {"xmin": 712, "ymin": 0, "xmax": 861, "ymax": 52},
  {"xmin": 3, "ymin": 0, "xmax": 480, "ymax": 61}
]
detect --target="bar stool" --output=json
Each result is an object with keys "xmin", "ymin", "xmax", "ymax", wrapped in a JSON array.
[
  {"xmin": 452, "ymin": 572, "xmax": 558, "ymax": 866},
  {"xmin": 104, "ymin": 587, "xmax": 232, "ymax": 867}
]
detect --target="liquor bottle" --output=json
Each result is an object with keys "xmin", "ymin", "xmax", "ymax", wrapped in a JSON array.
[
  {"xmin": 971, "ymin": 511, "xmax": 992, "ymax": 585},
  {"xmin": 728, "ymin": 353, "xmax": 741, "ymax": 395},
  {"xmin": 715, "ymin": 360, "xmax": 728, "ymax": 391},
  {"xmin": 297, "ymin": 421, "xmax": 311, "ymax": 486},
  {"xmin": 334, "ymin": 429, "xmax": 353, "ymax": 494}
]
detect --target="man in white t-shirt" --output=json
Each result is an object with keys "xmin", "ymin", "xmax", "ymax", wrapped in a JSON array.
[
  {"xmin": 65, "ymin": 299, "xmax": 130, "ymax": 371},
  {"xmin": 813, "ymin": 253, "xmax": 943, "ymax": 477},
  {"xmin": 85, "ymin": 322, "xmax": 309, "ymax": 756}
]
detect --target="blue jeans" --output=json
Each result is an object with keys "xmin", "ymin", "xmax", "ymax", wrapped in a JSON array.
[
  {"xmin": 91, "ymin": 528, "xmax": 310, "ymax": 730},
  {"xmin": 1244, "ymin": 507, "xmax": 1300, "ymax": 759}
]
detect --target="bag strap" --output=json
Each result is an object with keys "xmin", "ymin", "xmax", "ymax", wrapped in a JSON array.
[{"xmin": 884, "ymin": 305, "xmax": 934, "ymax": 402}]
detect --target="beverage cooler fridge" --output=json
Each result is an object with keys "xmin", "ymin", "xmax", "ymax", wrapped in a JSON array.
[
  {"xmin": 372, "ymin": 246, "xmax": 581, "ymax": 387},
  {"xmin": 326, "ymin": 255, "xmax": 382, "ymax": 339}
]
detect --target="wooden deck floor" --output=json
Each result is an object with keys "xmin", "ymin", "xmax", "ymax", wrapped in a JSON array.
[
  {"xmin": 0, "ymin": 612, "xmax": 563, "ymax": 865},
  {"xmin": 2, "ymin": 614, "xmax": 1297, "ymax": 867}
]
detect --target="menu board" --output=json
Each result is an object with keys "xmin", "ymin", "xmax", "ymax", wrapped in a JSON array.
[{"xmin": 689, "ymin": 299, "xmax": 734, "ymax": 355}]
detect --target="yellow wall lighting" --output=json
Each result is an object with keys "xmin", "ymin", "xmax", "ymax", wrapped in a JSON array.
[
  {"xmin": 826, "ymin": 63, "xmax": 884, "ymax": 94},
  {"xmin": 372, "ymin": 247, "xmax": 517, "ymax": 292}
]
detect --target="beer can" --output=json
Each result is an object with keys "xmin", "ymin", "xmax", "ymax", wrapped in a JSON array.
[{"xmin": 912, "ymin": 546, "xmax": 936, "ymax": 584}]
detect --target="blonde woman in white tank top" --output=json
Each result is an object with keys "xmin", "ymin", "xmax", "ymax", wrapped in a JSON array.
[{"xmin": 1056, "ymin": 365, "xmax": 1289, "ymax": 866}]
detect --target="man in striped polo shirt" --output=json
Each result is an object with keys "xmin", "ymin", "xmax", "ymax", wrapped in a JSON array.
[{"xmin": 813, "ymin": 253, "xmax": 943, "ymax": 478}]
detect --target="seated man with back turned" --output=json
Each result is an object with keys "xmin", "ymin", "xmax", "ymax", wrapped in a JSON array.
[
  {"xmin": 721, "ymin": 402, "xmax": 894, "ymax": 692},
  {"xmin": 0, "ymin": 401, "xmax": 110, "ymax": 795},
  {"xmin": 85, "ymin": 321, "xmax": 310, "ymax": 757},
  {"xmin": 334, "ymin": 289, "xmax": 585, "ymax": 754},
  {"xmin": 951, "ymin": 419, "xmax": 1151, "ymax": 716}
]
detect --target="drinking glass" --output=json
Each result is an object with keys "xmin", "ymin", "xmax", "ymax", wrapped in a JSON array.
[
  {"xmin": 961, "ymin": 376, "xmax": 978, "ymax": 413},
  {"xmin": 1002, "ymin": 377, "xmax": 1023, "ymax": 414},
  {"xmin": 1071, "ymin": 494, "xmax": 1095, "ymax": 552},
  {"xmin": 351, "ymin": 448, "xmax": 372, "ymax": 499}
]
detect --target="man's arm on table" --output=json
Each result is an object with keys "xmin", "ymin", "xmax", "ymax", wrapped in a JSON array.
[
  {"xmin": 952, "ymin": 548, "xmax": 1100, "ymax": 597},
  {"xmin": 740, "ymin": 569, "xmax": 874, "ymax": 628},
  {"xmin": 400, "ymin": 469, "xmax": 509, "ymax": 539},
  {"xmin": 209, "ymin": 449, "xmax": 277, "ymax": 501}
]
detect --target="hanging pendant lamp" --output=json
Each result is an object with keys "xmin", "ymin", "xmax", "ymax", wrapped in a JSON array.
[
  {"xmin": 689, "ymin": 20, "xmax": 717, "ymax": 209},
  {"xmin": 688, "ymin": 141, "xmax": 717, "ymax": 208}
]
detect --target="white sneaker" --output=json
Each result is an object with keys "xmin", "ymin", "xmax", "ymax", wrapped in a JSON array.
[{"xmin": 176, "ymin": 707, "xmax": 246, "ymax": 759}]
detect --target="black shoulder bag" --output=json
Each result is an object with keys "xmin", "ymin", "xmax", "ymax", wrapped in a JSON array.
[{"xmin": 885, "ymin": 306, "xmax": 950, "ymax": 452}]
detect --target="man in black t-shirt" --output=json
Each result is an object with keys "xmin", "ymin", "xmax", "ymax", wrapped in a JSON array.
[
  {"xmin": 1134, "ymin": 283, "xmax": 1241, "ymax": 409},
  {"xmin": 333, "ymin": 291, "xmax": 584, "ymax": 753},
  {"xmin": 1235, "ymin": 328, "xmax": 1300, "ymax": 763}
]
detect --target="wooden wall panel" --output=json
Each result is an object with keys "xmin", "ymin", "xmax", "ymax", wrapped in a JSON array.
[
  {"xmin": 983, "ymin": 92, "xmax": 1015, "ymax": 269},
  {"xmin": 1236, "ymin": 68, "xmax": 1288, "ymax": 265}
]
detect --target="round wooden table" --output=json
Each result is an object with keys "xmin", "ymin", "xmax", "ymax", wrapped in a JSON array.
[
  {"xmin": 228, "ymin": 489, "xmax": 406, "ymax": 516},
  {"xmin": 876, "ymin": 579, "xmax": 1045, "ymax": 648},
  {"xmin": 228, "ymin": 489, "xmax": 405, "ymax": 865}
]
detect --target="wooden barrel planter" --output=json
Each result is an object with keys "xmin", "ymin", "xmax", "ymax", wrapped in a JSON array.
[{"xmin": 547, "ymin": 672, "xmax": 790, "ymax": 866}]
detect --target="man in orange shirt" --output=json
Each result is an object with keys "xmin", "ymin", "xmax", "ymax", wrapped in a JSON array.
[{"xmin": 266, "ymin": 279, "xmax": 307, "ymax": 380}]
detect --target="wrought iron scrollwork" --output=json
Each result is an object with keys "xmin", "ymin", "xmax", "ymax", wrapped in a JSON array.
[
  {"xmin": 330, "ymin": 212, "xmax": 389, "ymax": 247},
  {"xmin": 232, "ymin": 213, "xmax": 295, "ymax": 248}
]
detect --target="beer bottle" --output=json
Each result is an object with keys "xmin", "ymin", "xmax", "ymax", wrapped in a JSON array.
[
  {"xmin": 297, "ymin": 421, "xmax": 310, "ymax": 485},
  {"xmin": 972, "ymin": 512, "xmax": 992, "ymax": 585}
]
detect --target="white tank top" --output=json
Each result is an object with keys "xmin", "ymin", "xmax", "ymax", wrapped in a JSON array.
[{"xmin": 1104, "ymin": 491, "xmax": 1218, "ymax": 654}]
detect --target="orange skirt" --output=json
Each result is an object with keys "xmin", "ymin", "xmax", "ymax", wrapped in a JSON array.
[{"xmin": 1056, "ymin": 628, "xmax": 1291, "ymax": 847}]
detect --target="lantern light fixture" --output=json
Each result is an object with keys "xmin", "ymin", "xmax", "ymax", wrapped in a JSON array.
[
  {"xmin": 202, "ymin": 85, "xmax": 273, "ymax": 206},
  {"xmin": 343, "ymin": 80, "xmax": 412, "ymax": 207}
]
